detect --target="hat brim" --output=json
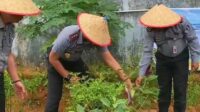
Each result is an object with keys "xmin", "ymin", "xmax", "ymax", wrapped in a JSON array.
[
  {"xmin": 0, "ymin": 0, "xmax": 41, "ymax": 16},
  {"xmin": 77, "ymin": 13, "xmax": 112, "ymax": 47},
  {"xmin": 139, "ymin": 17, "xmax": 182, "ymax": 28},
  {"xmin": 139, "ymin": 4, "xmax": 182, "ymax": 28},
  {"xmin": 0, "ymin": 10, "xmax": 41, "ymax": 16}
]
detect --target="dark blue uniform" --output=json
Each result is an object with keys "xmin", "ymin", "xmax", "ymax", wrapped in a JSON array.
[
  {"xmin": 45, "ymin": 25, "xmax": 108, "ymax": 112},
  {"xmin": 0, "ymin": 18, "xmax": 15, "ymax": 112},
  {"xmin": 139, "ymin": 18, "xmax": 200, "ymax": 112}
]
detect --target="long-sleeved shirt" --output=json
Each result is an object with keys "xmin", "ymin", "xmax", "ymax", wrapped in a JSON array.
[
  {"xmin": 52, "ymin": 25, "xmax": 108, "ymax": 61},
  {"xmin": 0, "ymin": 18, "xmax": 15, "ymax": 73},
  {"xmin": 139, "ymin": 18, "xmax": 200, "ymax": 76}
]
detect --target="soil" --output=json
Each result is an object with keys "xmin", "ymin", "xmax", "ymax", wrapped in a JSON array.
[
  {"xmin": 6, "ymin": 66, "xmax": 69, "ymax": 112},
  {"xmin": 139, "ymin": 105, "xmax": 200, "ymax": 112},
  {"xmin": 5, "ymin": 67, "xmax": 200, "ymax": 112},
  {"xmin": 6, "ymin": 86, "xmax": 70, "ymax": 112}
]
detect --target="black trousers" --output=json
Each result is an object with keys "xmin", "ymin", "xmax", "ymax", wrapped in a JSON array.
[
  {"xmin": 45, "ymin": 58, "xmax": 89, "ymax": 112},
  {"xmin": 0, "ymin": 73, "xmax": 5, "ymax": 112},
  {"xmin": 156, "ymin": 48, "xmax": 189, "ymax": 112}
]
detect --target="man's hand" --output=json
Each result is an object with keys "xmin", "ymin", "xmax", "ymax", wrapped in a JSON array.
[
  {"xmin": 70, "ymin": 76, "xmax": 80, "ymax": 84},
  {"xmin": 191, "ymin": 62, "xmax": 199, "ymax": 72},
  {"xmin": 135, "ymin": 76, "xmax": 144, "ymax": 87},
  {"xmin": 13, "ymin": 81, "xmax": 27, "ymax": 100}
]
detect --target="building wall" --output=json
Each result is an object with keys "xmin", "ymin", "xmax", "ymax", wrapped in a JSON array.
[
  {"xmin": 115, "ymin": 0, "xmax": 200, "ymax": 64},
  {"xmin": 14, "ymin": 0, "xmax": 200, "ymax": 66},
  {"xmin": 117, "ymin": 0, "xmax": 199, "ymax": 10}
]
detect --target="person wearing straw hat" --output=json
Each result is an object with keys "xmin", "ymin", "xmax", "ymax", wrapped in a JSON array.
[
  {"xmin": 45, "ymin": 13, "xmax": 133, "ymax": 112},
  {"xmin": 0, "ymin": 0, "xmax": 40, "ymax": 111},
  {"xmin": 135, "ymin": 4, "xmax": 200, "ymax": 112}
]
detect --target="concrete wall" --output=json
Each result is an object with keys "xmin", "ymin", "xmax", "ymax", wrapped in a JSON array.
[
  {"xmin": 14, "ymin": 0, "xmax": 200, "ymax": 67},
  {"xmin": 115, "ymin": 0, "xmax": 200, "ymax": 64},
  {"xmin": 117, "ymin": 0, "xmax": 199, "ymax": 10}
]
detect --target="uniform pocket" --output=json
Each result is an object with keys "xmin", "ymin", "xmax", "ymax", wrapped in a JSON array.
[
  {"xmin": 154, "ymin": 31, "xmax": 166, "ymax": 46},
  {"xmin": 165, "ymin": 26, "xmax": 183, "ymax": 40}
]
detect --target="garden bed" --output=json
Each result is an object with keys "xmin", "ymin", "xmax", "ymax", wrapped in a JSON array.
[{"xmin": 4, "ymin": 64, "xmax": 200, "ymax": 112}]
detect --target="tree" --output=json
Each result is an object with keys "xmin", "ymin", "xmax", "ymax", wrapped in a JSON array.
[{"xmin": 18, "ymin": 0, "xmax": 131, "ymax": 45}]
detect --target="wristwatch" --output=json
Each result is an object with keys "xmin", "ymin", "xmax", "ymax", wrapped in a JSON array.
[
  {"xmin": 12, "ymin": 80, "xmax": 21, "ymax": 84},
  {"xmin": 65, "ymin": 74, "xmax": 72, "ymax": 82}
]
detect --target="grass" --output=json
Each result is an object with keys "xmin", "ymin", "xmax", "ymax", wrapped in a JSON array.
[
  {"xmin": 3, "ymin": 64, "xmax": 200, "ymax": 112},
  {"xmin": 187, "ymin": 73, "xmax": 200, "ymax": 106}
]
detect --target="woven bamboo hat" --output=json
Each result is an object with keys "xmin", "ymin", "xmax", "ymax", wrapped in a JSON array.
[
  {"xmin": 0, "ymin": 0, "xmax": 41, "ymax": 16},
  {"xmin": 77, "ymin": 13, "xmax": 111, "ymax": 47},
  {"xmin": 140, "ymin": 4, "xmax": 182, "ymax": 28}
]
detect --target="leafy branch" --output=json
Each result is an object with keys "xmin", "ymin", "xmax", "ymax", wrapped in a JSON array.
[{"xmin": 18, "ymin": 0, "xmax": 132, "ymax": 45}]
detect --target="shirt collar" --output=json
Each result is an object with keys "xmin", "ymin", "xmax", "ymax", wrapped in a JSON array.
[{"xmin": 0, "ymin": 18, "xmax": 5, "ymax": 28}]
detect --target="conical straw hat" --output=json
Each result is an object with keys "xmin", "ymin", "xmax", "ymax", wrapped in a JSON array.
[
  {"xmin": 0, "ymin": 0, "xmax": 41, "ymax": 16},
  {"xmin": 77, "ymin": 13, "xmax": 111, "ymax": 47},
  {"xmin": 140, "ymin": 4, "xmax": 181, "ymax": 28}
]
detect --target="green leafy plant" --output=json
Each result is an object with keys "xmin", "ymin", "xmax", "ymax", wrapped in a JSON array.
[
  {"xmin": 40, "ymin": 36, "xmax": 56, "ymax": 53},
  {"xmin": 89, "ymin": 63, "xmax": 118, "ymax": 82},
  {"xmin": 4, "ymin": 71, "xmax": 14, "ymax": 98},
  {"xmin": 133, "ymin": 75, "xmax": 159, "ymax": 110},
  {"xmin": 23, "ymin": 75, "xmax": 46, "ymax": 94},
  {"xmin": 67, "ymin": 79, "xmax": 129, "ymax": 112},
  {"xmin": 18, "ymin": 0, "xmax": 131, "ymax": 44},
  {"xmin": 187, "ymin": 74, "xmax": 200, "ymax": 106}
]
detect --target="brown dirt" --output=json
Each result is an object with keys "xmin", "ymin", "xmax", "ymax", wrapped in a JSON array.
[
  {"xmin": 18, "ymin": 66, "xmax": 46, "ymax": 78},
  {"xmin": 6, "ymin": 86, "xmax": 70, "ymax": 112},
  {"xmin": 196, "ymin": 104, "xmax": 200, "ymax": 112},
  {"xmin": 6, "ymin": 86, "xmax": 47, "ymax": 112},
  {"xmin": 140, "ymin": 104, "xmax": 200, "ymax": 112},
  {"xmin": 5, "ymin": 67, "xmax": 200, "ymax": 112},
  {"xmin": 5, "ymin": 67, "xmax": 70, "ymax": 112}
]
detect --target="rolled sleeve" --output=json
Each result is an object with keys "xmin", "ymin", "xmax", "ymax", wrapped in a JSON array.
[
  {"xmin": 2, "ymin": 24, "xmax": 15, "ymax": 56},
  {"xmin": 52, "ymin": 39, "xmax": 69, "ymax": 57},
  {"xmin": 98, "ymin": 46, "xmax": 109, "ymax": 53},
  {"xmin": 0, "ymin": 24, "xmax": 15, "ymax": 72},
  {"xmin": 139, "ymin": 30, "xmax": 154, "ymax": 76}
]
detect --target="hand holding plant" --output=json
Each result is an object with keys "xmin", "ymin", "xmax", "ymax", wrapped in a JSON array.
[
  {"xmin": 13, "ymin": 81, "xmax": 27, "ymax": 100},
  {"xmin": 191, "ymin": 62, "xmax": 199, "ymax": 72},
  {"xmin": 135, "ymin": 75, "xmax": 144, "ymax": 87},
  {"xmin": 70, "ymin": 76, "xmax": 80, "ymax": 84}
]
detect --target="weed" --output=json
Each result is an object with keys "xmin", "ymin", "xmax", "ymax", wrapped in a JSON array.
[{"xmin": 67, "ymin": 79, "xmax": 129, "ymax": 112}]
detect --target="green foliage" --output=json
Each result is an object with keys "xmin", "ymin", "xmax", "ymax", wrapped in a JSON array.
[
  {"xmin": 23, "ymin": 75, "xmax": 46, "ymax": 94},
  {"xmin": 4, "ymin": 71, "xmax": 14, "ymax": 98},
  {"xmin": 88, "ymin": 62, "xmax": 159, "ymax": 110},
  {"xmin": 89, "ymin": 63, "xmax": 118, "ymax": 82},
  {"xmin": 18, "ymin": 0, "xmax": 131, "ymax": 44},
  {"xmin": 187, "ymin": 75, "xmax": 200, "ymax": 106},
  {"xmin": 67, "ymin": 79, "xmax": 129, "ymax": 112},
  {"xmin": 187, "ymin": 84, "xmax": 200, "ymax": 106},
  {"xmin": 4, "ymin": 71, "xmax": 47, "ymax": 106},
  {"xmin": 3, "ymin": 61, "xmax": 200, "ymax": 111},
  {"xmin": 40, "ymin": 36, "xmax": 56, "ymax": 53},
  {"xmin": 133, "ymin": 75, "xmax": 159, "ymax": 109},
  {"xmin": 88, "ymin": 62, "xmax": 139, "ymax": 82}
]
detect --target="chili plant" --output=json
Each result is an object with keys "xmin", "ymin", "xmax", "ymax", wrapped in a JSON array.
[{"xmin": 67, "ymin": 79, "xmax": 130, "ymax": 112}]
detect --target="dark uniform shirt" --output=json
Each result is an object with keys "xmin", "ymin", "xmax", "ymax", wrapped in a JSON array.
[
  {"xmin": 0, "ymin": 18, "xmax": 15, "ymax": 73},
  {"xmin": 139, "ymin": 18, "xmax": 200, "ymax": 76},
  {"xmin": 52, "ymin": 25, "xmax": 108, "ymax": 61}
]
